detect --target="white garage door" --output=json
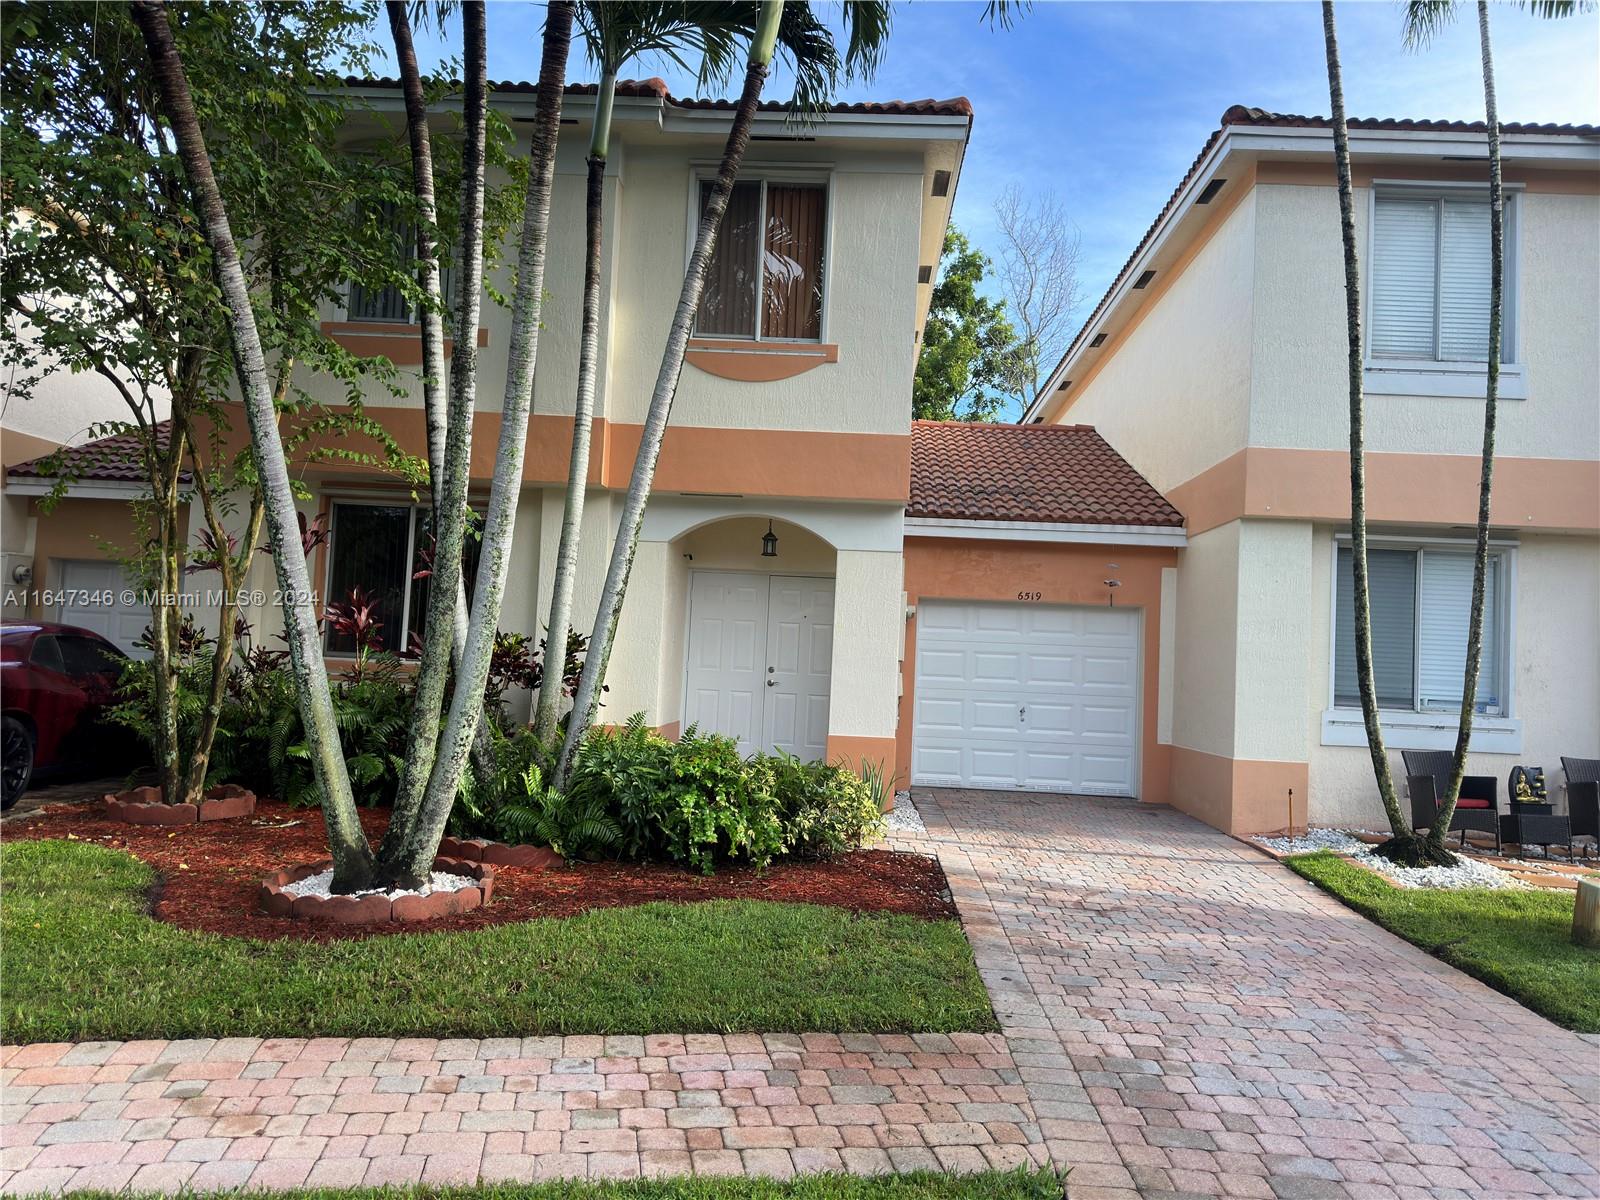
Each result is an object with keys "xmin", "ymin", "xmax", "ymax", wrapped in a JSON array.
[
  {"xmin": 912, "ymin": 600, "xmax": 1140, "ymax": 795},
  {"xmin": 55, "ymin": 559, "xmax": 149, "ymax": 658}
]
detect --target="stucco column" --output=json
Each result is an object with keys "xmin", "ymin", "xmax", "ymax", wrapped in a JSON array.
[{"xmin": 827, "ymin": 548, "xmax": 902, "ymax": 774}]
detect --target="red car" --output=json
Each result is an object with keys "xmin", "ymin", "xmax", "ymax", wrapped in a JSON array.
[{"xmin": 1, "ymin": 623, "xmax": 133, "ymax": 810}]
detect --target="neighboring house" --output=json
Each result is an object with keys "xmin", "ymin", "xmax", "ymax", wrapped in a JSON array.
[
  {"xmin": 0, "ymin": 350, "xmax": 169, "ymax": 629},
  {"xmin": 7, "ymin": 78, "xmax": 1200, "ymax": 803},
  {"xmin": 1024, "ymin": 106, "xmax": 1600, "ymax": 833}
]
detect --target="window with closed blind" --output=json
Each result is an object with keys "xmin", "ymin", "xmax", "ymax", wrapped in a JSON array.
[
  {"xmin": 347, "ymin": 201, "xmax": 457, "ymax": 324},
  {"xmin": 1332, "ymin": 542, "xmax": 1507, "ymax": 716},
  {"xmin": 1369, "ymin": 190, "xmax": 1514, "ymax": 365},
  {"xmin": 695, "ymin": 176, "xmax": 828, "ymax": 341}
]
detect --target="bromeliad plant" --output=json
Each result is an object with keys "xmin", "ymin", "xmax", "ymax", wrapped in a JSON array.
[{"xmin": 131, "ymin": 0, "xmax": 576, "ymax": 892}]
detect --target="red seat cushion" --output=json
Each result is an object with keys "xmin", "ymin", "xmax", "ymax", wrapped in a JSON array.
[{"xmin": 1455, "ymin": 798, "xmax": 1492, "ymax": 810}]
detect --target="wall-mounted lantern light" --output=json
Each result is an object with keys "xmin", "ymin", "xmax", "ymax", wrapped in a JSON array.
[{"xmin": 761, "ymin": 520, "xmax": 779, "ymax": 558}]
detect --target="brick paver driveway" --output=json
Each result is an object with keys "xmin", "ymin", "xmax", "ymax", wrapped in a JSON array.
[{"xmin": 897, "ymin": 789, "xmax": 1600, "ymax": 1200}]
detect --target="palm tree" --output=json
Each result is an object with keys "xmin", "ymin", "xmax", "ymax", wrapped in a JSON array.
[
  {"xmin": 552, "ymin": 0, "xmax": 904, "ymax": 786},
  {"xmin": 378, "ymin": 0, "xmax": 490, "ymax": 870},
  {"xmin": 380, "ymin": 0, "xmax": 575, "ymax": 888},
  {"xmin": 1320, "ymin": 0, "xmax": 1425, "ymax": 864},
  {"xmin": 1398, "ymin": 0, "xmax": 1589, "ymax": 854},
  {"xmin": 532, "ymin": 1, "xmax": 874, "ymax": 743},
  {"xmin": 133, "ymin": 0, "xmax": 577, "ymax": 891},
  {"xmin": 131, "ymin": 0, "xmax": 377, "ymax": 890}
]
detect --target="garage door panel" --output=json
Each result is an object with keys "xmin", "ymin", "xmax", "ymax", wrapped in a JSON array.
[
  {"xmin": 1022, "ymin": 651, "xmax": 1076, "ymax": 686},
  {"xmin": 913, "ymin": 600, "xmax": 1138, "ymax": 796},
  {"xmin": 971, "ymin": 651, "xmax": 1023, "ymax": 685},
  {"xmin": 1082, "ymin": 654, "xmax": 1136, "ymax": 690}
]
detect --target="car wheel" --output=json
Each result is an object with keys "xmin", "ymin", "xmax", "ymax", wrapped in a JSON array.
[{"xmin": 2, "ymin": 717, "xmax": 34, "ymax": 812}]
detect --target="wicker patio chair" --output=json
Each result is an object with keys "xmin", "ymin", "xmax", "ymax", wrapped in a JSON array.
[
  {"xmin": 1401, "ymin": 749, "xmax": 1501, "ymax": 851},
  {"xmin": 1561, "ymin": 757, "xmax": 1600, "ymax": 851}
]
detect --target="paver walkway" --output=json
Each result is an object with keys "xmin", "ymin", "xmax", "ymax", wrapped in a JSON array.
[
  {"xmin": 0, "ymin": 1033, "xmax": 1045, "ymax": 1194},
  {"xmin": 6, "ymin": 790, "xmax": 1598, "ymax": 1198},
  {"xmin": 894, "ymin": 789, "xmax": 1600, "ymax": 1200}
]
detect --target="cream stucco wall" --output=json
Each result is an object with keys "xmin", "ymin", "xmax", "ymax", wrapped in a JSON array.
[
  {"xmin": 1232, "ymin": 519, "xmax": 1315, "ymax": 764},
  {"xmin": 829, "ymin": 549, "xmax": 903, "ymax": 741},
  {"xmin": 1304, "ymin": 527, "xmax": 1600, "ymax": 827},
  {"xmin": 1249, "ymin": 182, "xmax": 1600, "ymax": 459},
  {"xmin": 607, "ymin": 146, "xmax": 923, "ymax": 434},
  {"xmin": 1168, "ymin": 521, "xmax": 1241, "ymax": 759},
  {"xmin": 293, "ymin": 135, "xmax": 927, "ymax": 441},
  {"xmin": 1057, "ymin": 191, "xmax": 1257, "ymax": 494}
]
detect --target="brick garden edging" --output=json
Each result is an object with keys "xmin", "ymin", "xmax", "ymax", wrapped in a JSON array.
[
  {"xmin": 103, "ymin": 783, "xmax": 255, "ymax": 826},
  {"xmin": 437, "ymin": 835, "xmax": 564, "ymax": 871},
  {"xmin": 257, "ymin": 858, "xmax": 495, "ymax": 924}
]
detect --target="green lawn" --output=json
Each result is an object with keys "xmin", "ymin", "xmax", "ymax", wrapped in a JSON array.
[
  {"xmin": 0, "ymin": 840, "xmax": 996, "ymax": 1043},
  {"xmin": 1287, "ymin": 851, "xmax": 1600, "ymax": 1033},
  {"xmin": 5, "ymin": 1176, "xmax": 1063, "ymax": 1200}
]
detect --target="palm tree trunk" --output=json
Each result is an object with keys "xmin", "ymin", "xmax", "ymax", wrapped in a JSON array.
[
  {"xmin": 1321, "ymin": 0, "xmax": 1409, "ymax": 847},
  {"xmin": 382, "ymin": 0, "xmax": 575, "ymax": 888},
  {"xmin": 385, "ymin": 0, "xmax": 493, "ymax": 784},
  {"xmin": 554, "ymin": 1, "xmax": 785, "ymax": 787},
  {"xmin": 1431, "ymin": 0, "xmax": 1503, "ymax": 846},
  {"xmin": 380, "ymin": 0, "xmax": 489, "ymax": 871},
  {"xmin": 532, "ymin": 68, "xmax": 615, "ymax": 744},
  {"xmin": 131, "ymin": 0, "xmax": 377, "ymax": 891}
]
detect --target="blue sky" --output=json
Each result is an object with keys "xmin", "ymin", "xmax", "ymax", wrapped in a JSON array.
[{"xmin": 404, "ymin": 1, "xmax": 1599, "ymax": 411}]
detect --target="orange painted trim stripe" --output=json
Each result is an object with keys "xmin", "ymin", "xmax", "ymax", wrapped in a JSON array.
[
  {"xmin": 1171, "ymin": 448, "xmax": 1600, "ymax": 536},
  {"xmin": 201, "ymin": 405, "xmax": 909, "ymax": 503}
]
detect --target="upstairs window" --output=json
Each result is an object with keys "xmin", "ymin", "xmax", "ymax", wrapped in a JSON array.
[
  {"xmin": 696, "ymin": 178, "xmax": 827, "ymax": 341},
  {"xmin": 348, "ymin": 201, "xmax": 456, "ymax": 323},
  {"xmin": 1333, "ymin": 543, "xmax": 1506, "ymax": 716},
  {"xmin": 1369, "ymin": 191, "xmax": 1513, "ymax": 364}
]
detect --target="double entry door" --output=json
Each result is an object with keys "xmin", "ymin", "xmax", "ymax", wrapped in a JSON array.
[{"xmin": 683, "ymin": 571, "xmax": 834, "ymax": 760}]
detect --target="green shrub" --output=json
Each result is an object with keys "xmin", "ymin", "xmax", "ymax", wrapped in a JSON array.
[
  {"xmin": 456, "ymin": 726, "xmax": 622, "ymax": 860},
  {"xmin": 460, "ymin": 715, "xmax": 886, "ymax": 874},
  {"xmin": 750, "ymin": 751, "xmax": 885, "ymax": 861}
]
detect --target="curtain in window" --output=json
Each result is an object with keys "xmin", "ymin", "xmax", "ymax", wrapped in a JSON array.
[
  {"xmin": 1417, "ymin": 551, "xmax": 1500, "ymax": 711},
  {"xmin": 1438, "ymin": 200, "xmax": 1491, "ymax": 362},
  {"xmin": 1370, "ymin": 199, "xmax": 1438, "ymax": 359},
  {"xmin": 696, "ymin": 181, "xmax": 761, "ymax": 337},
  {"xmin": 762, "ymin": 185, "xmax": 825, "ymax": 340},
  {"xmin": 325, "ymin": 504, "xmax": 411, "ymax": 654},
  {"xmin": 1335, "ymin": 547, "xmax": 1417, "ymax": 708}
]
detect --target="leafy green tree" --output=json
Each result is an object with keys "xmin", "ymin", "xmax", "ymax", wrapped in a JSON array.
[
  {"xmin": 2, "ymin": 0, "xmax": 414, "ymax": 808},
  {"xmin": 913, "ymin": 227, "xmax": 1028, "ymax": 422}
]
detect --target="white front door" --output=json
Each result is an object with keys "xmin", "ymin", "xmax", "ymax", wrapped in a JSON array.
[
  {"xmin": 684, "ymin": 571, "xmax": 834, "ymax": 759},
  {"xmin": 763, "ymin": 576, "xmax": 834, "ymax": 760},
  {"xmin": 55, "ymin": 559, "xmax": 149, "ymax": 658},
  {"xmin": 912, "ymin": 600, "xmax": 1140, "ymax": 795}
]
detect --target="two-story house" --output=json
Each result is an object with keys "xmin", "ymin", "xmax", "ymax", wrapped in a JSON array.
[
  {"xmin": 10, "ymin": 78, "xmax": 1202, "ymax": 802},
  {"xmin": 1024, "ymin": 106, "xmax": 1600, "ymax": 833}
]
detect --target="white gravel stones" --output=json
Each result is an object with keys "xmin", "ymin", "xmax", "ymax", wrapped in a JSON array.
[
  {"xmin": 884, "ymin": 793, "xmax": 926, "ymax": 833},
  {"xmin": 1254, "ymin": 827, "xmax": 1527, "ymax": 890},
  {"xmin": 281, "ymin": 868, "xmax": 475, "ymax": 900}
]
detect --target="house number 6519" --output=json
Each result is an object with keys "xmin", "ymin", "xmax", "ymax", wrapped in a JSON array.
[{"xmin": 1016, "ymin": 590, "xmax": 1042, "ymax": 601}]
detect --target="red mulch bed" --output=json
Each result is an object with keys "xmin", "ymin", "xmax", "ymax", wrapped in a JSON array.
[{"xmin": 6, "ymin": 797, "xmax": 955, "ymax": 942}]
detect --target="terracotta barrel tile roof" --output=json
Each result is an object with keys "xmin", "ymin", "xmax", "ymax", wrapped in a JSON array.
[
  {"xmin": 345, "ymin": 76, "xmax": 974, "ymax": 119},
  {"xmin": 5, "ymin": 420, "xmax": 182, "ymax": 483},
  {"xmin": 908, "ymin": 420, "xmax": 1183, "ymax": 528}
]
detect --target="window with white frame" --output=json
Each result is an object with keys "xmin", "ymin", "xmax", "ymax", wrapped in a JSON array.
[
  {"xmin": 1369, "ymin": 190, "xmax": 1513, "ymax": 365},
  {"xmin": 347, "ymin": 201, "xmax": 456, "ymax": 323},
  {"xmin": 695, "ymin": 176, "xmax": 828, "ymax": 341},
  {"xmin": 1333, "ymin": 542, "xmax": 1507, "ymax": 716},
  {"xmin": 323, "ymin": 501, "xmax": 480, "ymax": 655}
]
